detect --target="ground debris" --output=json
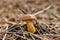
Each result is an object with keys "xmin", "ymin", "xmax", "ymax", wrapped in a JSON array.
[{"xmin": 0, "ymin": 0, "xmax": 60, "ymax": 40}]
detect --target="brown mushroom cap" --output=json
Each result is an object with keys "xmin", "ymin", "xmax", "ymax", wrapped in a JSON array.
[{"xmin": 21, "ymin": 14, "xmax": 37, "ymax": 21}]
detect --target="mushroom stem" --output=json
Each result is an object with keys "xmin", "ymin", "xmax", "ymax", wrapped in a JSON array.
[{"xmin": 26, "ymin": 21, "xmax": 36, "ymax": 33}]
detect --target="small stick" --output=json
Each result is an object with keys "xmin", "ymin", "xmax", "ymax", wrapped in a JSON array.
[
  {"xmin": 13, "ymin": 33, "xmax": 30, "ymax": 40},
  {"xmin": 17, "ymin": 8, "xmax": 24, "ymax": 14},
  {"xmin": 2, "ymin": 34, "xmax": 7, "ymax": 40},
  {"xmin": 44, "ymin": 34, "xmax": 60, "ymax": 37},
  {"xmin": 24, "ymin": 32, "xmax": 43, "ymax": 40},
  {"xmin": 33, "ymin": 5, "xmax": 51, "ymax": 16},
  {"xmin": 29, "ymin": 33, "xmax": 35, "ymax": 40},
  {"xmin": 3, "ymin": 17, "xmax": 17, "ymax": 25},
  {"xmin": 19, "ymin": 26, "xmax": 26, "ymax": 38},
  {"xmin": 2, "ymin": 25, "xmax": 8, "ymax": 40}
]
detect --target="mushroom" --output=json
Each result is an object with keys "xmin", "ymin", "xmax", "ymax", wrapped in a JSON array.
[{"xmin": 21, "ymin": 14, "xmax": 37, "ymax": 33}]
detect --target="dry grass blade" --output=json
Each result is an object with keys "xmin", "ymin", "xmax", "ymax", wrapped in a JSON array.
[{"xmin": 33, "ymin": 5, "xmax": 51, "ymax": 16}]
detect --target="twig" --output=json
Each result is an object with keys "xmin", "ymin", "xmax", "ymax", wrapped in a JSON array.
[
  {"xmin": 2, "ymin": 25, "xmax": 8, "ymax": 40},
  {"xmin": 33, "ymin": 5, "xmax": 51, "ymax": 16},
  {"xmin": 44, "ymin": 34, "xmax": 60, "ymax": 37},
  {"xmin": 2, "ymin": 34, "xmax": 7, "ymax": 40},
  {"xmin": 36, "ymin": 28, "xmax": 41, "ymax": 35},
  {"xmin": 24, "ymin": 32, "xmax": 43, "ymax": 40},
  {"xmin": 2, "ymin": 17, "xmax": 17, "ymax": 25},
  {"xmin": 19, "ymin": 26, "xmax": 26, "ymax": 38},
  {"xmin": 13, "ymin": 33, "xmax": 30, "ymax": 40},
  {"xmin": 17, "ymin": 8, "xmax": 24, "ymax": 14},
  {"xmin": 8, "ymin": 25, "xmax": 19, "ymax": 31},
  {"xmin": 29, "ymin": 33, "xmax": 35, "ymax": 40}
]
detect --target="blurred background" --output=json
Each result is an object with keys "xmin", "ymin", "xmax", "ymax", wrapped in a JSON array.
[
  {"xmin": 0, "ymin": 0, "xmax": 60, "ymax": 23},
  {"xmin": 0, "ymin": 0, "xmax": 60, "ymax": 28}
]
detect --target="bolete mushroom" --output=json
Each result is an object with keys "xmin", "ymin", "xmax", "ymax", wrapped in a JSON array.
[{"xmin": 21, "ymin": 14, "xmax": 37, "ymax": 33}]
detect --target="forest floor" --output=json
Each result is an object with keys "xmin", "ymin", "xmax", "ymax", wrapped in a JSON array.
[{"xmin": 0, "ymin": 0, "xmax": 60, "ymax": 40}]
